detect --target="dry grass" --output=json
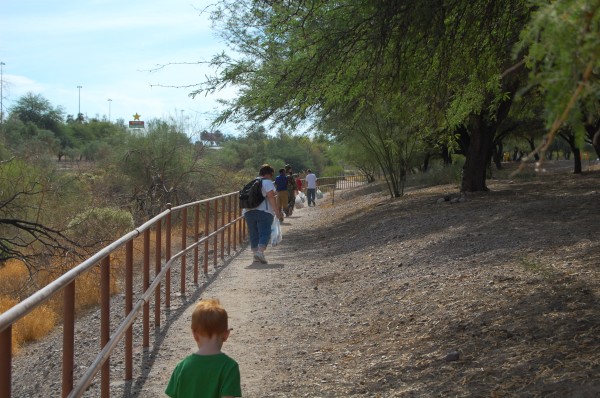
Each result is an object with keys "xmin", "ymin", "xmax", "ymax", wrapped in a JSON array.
[
  {"xmin": 0, "ymin": 296, "xmax": 56, "ymax": 354},
  {"xmin": 0, "ymin": 259, "xmax": 30, "ymax": 296},
  {"xmin": 0, "ymin": 226, "xmax": 172, "ymax": 351}
]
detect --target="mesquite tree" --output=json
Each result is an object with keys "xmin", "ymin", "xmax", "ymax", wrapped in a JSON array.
[{"xmin": 199, "ymin": 0, "xmax": 596, "ymax": 192}]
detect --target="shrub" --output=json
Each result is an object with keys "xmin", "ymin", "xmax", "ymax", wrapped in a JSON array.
[{"xmin": 68, "ymin": 207, "xmax": 134, "ymax": 247}]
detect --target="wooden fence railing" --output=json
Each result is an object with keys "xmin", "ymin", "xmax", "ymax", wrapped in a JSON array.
[
  {"xmin": 0, "ymin": 192, "xmax": 245, "ymax": 398},
  {"xmin": 303, "ymin": 174, "xmax": 368, "ymax": 205},
  {"xmin": 0, "ymin": 174, "xmax": 367, "ymax": 397}
]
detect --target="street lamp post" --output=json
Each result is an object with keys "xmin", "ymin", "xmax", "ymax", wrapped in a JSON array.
[
  {"xmin": 0, "ymin": 62, "xmax": 5, "ymax": 124},
  {"xmin": 180, "ymin": 109, "xmax": 185, "ymax": 133},
  {"xmin": 77, "ymin": 85, "xmax": 82, "ymax": 121},
  {"xmin": 107, "ymin": 98, "xmax": 112, "ymax": 122}
]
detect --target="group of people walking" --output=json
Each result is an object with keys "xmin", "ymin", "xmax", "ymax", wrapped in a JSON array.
[
  {"xmin": 244, "ymin": 163, "xmax": 318, "ymax": 265},
  {"xmin": 274, "ymin": 164, "xmax": 318, "ymax": 219}
]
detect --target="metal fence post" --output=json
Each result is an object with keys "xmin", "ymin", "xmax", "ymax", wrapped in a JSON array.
[
  {"xmin": 62, "ymin": 281, "xmax": 75, "ymax": 397},
  {"xmin": 227, "ymin": 195, "xmax": 232, "ymax": 256},
  {"xmin": 194, "ymin": 204, "xmax": 200, "ymax": 284},
  {"xmin": 181, "ymin": 207, "xmax": 187, "ymax": 294},
  {"xmin": 100, "ymin": 257, "xmax": 110, "ymax": 398},
  {"xmin": 143, "ymin": 229, "xmax": 150, "ymax": 347},
  {"xmin": 165, "ymin": 209, "xmax": 171, "ymax": 308},
  {"xmin": 125, "ymin": 240, "xmax": 133, "ymax": 380},
  {"xmin": 204, "ymin": 202, "xmax": 210, "ymax": 274},
  {"xmin": 155, "ymin": 220, "xmax": 162, "ymax": 327},
  {"xmin": 213, "ymin": 199, "xmax": 218, "ymax": 267},
  {"xmin": 0, "ymin": 325, "xmax": 12, "ymax": 398}
]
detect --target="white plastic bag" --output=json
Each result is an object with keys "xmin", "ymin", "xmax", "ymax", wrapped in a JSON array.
[
  {"xmin": 316, "ymin": 189, "xmax": 323, "ymax": 199},
  {"xmin": 299, "ymin": 192, "xmax": 306, "ymax": 203},
  {"xmin": 295, "ymin": 193, "xmax": 305, "ymax": 208},
  {"xmin": 270, "ymin": 217, "xmax": 282, "ymax": 246}
]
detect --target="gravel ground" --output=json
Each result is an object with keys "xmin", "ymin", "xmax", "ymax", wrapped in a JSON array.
[{"xmin": 10, "ymin": 162, "xmax": 600, "ymax": 397}]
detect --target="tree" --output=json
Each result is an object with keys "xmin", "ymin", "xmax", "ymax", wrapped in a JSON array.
[
  {"xmin": 116, "ymin": 120, "xmax": 207, "ymax": 219},
  {"xmin": 200, "ymin": 0, "xmax": 532, "ymax": 193},
  {"xmin": 582, "ymin": 105, "xmax": 600, "ymax": 159},
  {"xmin": 558, "ymin": 126, "xmax": 584, "ymax": 174},
  {"xmin": 321, "ymin": 92, "xmax": 427, "ymax": 197},
  {"xmin": 5, "ymin": 93, "xmax": 78, "ymax": 161},
  {"xmin": 10, "ymin": 93, "xmax": 64, "ymax": 132}
]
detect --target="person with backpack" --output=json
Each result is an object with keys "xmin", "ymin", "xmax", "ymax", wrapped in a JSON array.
[
  {"xmin": 242, "ymin": 164, "xmax": 282, "ymax": 264},
  {"xmin": 274, "ymin": 168, "xmax": 288, "ymax": 220}
]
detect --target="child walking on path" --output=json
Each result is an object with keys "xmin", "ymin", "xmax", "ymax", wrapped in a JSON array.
[{"xmin": 165, "ymin": 299, "xmax": 241, "ymax": 398}]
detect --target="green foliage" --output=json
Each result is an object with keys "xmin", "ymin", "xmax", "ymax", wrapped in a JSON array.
[
  {"xmin": 10, "ymin": 93, "xmax": 64, "ymax": 132},
  {"xmin": 517, "ymin": 0, "xmax": 600, "ymax": 135},
  {"xmin": 201, "ymin": 0, "xmax": 535, "ymax": 193},
  {"xmin": 206, "ymin": 128, "xmax": 332, "ymax": 177},
  {"xmin": 3, "ymin": 94, "xmax": 128, "ymax": 162},
  {"xmin": 0, "ymin": 159, "xmax": 44, "ymax": 222},
  {"xmin": 115, "ymin": 119, "xmax": 207, "ymax": 219},
  {"xmin": 0, "ymin": 158, "xmax": 89, "ymax": 266},
  {"xmin": 67, "ymin": 207, "xmax": 134, "ymax": 246},
  {"xmin": 322, "ymin": 165, "xmax": 343, "ymax": 177}
]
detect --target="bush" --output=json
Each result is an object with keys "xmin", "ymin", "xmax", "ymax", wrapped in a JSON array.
[{"xmin": 68, "ymin": 207, "xmax": 134, "ymax": 246}]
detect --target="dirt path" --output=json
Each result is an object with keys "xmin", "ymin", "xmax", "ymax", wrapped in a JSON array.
[
  {"xmin": 138, "ymin": 166, "xmax": 600, "ymax": 397},
  {"xmin": 10, "ymin": 163, "xmax": 600, "ymax": 397},
  {"xmin": 139, "ymin": 201, "xmax": 326, "ymax": 397}
]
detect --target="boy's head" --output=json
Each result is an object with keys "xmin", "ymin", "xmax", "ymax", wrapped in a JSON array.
[
  {"xmin": 279, "ymin": 168, "xmax": 285, "ymax": 174},
  {"xmin": 191, "ymin": 299, "xmax": 229, "ymax": 338}
]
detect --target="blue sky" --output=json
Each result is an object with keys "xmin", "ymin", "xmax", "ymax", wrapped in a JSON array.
[{"xmin": 0, "ymin": 0, "xmax": 238, "ymax": 136}]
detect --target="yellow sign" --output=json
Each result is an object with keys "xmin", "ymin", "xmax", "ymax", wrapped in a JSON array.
[{"xmin": 133, "ymin": 113, "xmax": 141, "ymax": 120}]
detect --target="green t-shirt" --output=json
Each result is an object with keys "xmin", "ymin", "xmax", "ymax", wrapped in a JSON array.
[{"xmin": 165, "ymin": 353, "xmax": 241, "ymax": 398}]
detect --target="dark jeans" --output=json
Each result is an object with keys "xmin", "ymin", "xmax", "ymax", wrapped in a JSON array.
[
  {"xmin": 307, "ymin": 188, "xmax": 316, "ymax": 206},
  {"xmin": 244, "ymin": 210, "xmax": 274, "ymax": 249}
]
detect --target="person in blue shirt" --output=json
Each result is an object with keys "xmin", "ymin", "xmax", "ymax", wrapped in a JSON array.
[{"xmin": 274, "ymin": 168, "xmax": 288, "ymax": 220}]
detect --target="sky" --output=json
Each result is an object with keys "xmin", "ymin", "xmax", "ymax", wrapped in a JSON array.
[{"xmin": 0, "ymin": 0, "xmax": 239, "ymax": 136}]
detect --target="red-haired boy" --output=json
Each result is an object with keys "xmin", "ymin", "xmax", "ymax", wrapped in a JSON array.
[{"xmin": 166, "ymin": 299, "xmax": 241, "ymax": 398}]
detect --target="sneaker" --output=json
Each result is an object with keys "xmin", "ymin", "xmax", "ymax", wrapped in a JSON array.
[{"xmin": 253, "ymin": 251, "xmax": 268, "ymax": 264}]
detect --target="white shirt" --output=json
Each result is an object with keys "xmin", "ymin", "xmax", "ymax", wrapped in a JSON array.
[
  {"xmin": 305, "ymin": 173, "xmax": 317, "ymax": 189},
  {"xmin": 243, "ymin": 178, "xmax": 276, "ymax": 216}
]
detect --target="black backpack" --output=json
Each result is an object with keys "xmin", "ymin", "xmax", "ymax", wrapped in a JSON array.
[{"xmin": 239, "ymin": 178, "xmax": 265, "ymax": 209}]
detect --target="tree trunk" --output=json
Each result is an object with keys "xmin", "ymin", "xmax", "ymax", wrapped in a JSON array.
[
  {"xmin": 526, "ymin": 138, "xmax": 540, "ymax": 161},
  {"xmin": 441, "ymin": 145, "xmax": 452, "ymax": 165},
  {"xmin": 422, "ymin": 153, "xmax": 431, "ymax": 172},
  {"xmin": 573, "ymin": 148, "xmax": 582, "ymax": 174},
  {"xmin": 559, "ymin": 129, "xmax": 582, "ymax": 174},
  {"xmin": 591, "ymin": 128, "xmax": 600, "ymax": 159},
  {"xmin": 461, "ymin": 118, "xmax": 493, "ymax": 192},
  {"xmin": 492, "ymin": 141, "xmax": 503, "ymax": 170}
]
